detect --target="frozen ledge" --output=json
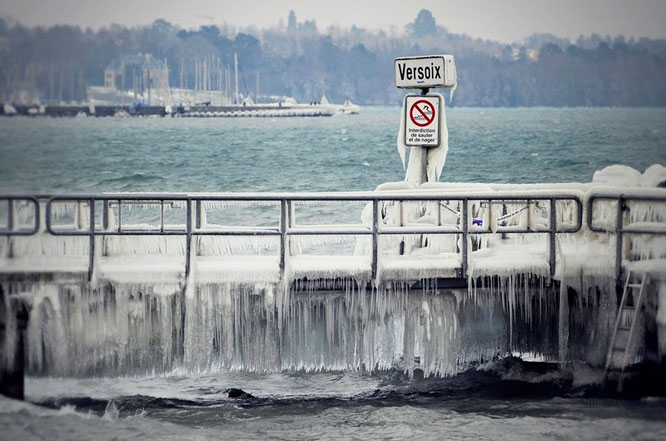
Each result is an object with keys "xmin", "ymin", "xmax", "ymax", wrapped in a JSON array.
[
  {"xmin": 288, "ymin": 255, "xmax": 371, "ymax": 281},
  {"xmin": 468, "ymin": 243, "xmax": 549, "ymax": 279},
  {"xmin": 381, "ymin": 254, "xmax": 460, "ymax": 280},
  {"xmin": 624, "ymin": 259, "xmax": 666, "ymax": 280}
]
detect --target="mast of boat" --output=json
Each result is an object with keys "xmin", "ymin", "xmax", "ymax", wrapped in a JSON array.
[
  {"xmin": 234, "ymin": 52, "xmax": 239, "ymax": 104},
  {"xmin": 256, "ymin": 70, "xmax": 259, "ymax": 102}
]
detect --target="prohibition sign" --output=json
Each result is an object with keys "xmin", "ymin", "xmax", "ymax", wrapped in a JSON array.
[
  {"xmin": 409, "ymin": 100, "xmax": 436, "ymax": 127},
  {"xmin": 404, "ymin": 94, "xmax": 440, "ymax": 147}
]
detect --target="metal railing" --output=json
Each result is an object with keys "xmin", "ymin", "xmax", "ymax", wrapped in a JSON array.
[
  {"xmin": 0, "ymin": 196, "xmax": 40, "ymax": 236},
  {"xmin": 1, "ymin": 192, "xmax": 584, "ymax": 282},
  {"xmin": 587, "ymin": 192, "xmax": 666, "ymax": 281}
]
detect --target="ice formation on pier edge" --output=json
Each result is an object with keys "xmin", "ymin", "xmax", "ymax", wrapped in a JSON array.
[{"xmin": 1, "ymin": 164, "xmax": 665, "ymax": 378}]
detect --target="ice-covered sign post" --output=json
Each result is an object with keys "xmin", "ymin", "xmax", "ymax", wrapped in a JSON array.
[{"xmin": 395, "ymin": 55, "xmax": 457, "ymax": 184}]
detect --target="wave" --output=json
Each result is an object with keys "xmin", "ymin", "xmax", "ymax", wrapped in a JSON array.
[
  {"xmin": 97, "ymin": 173, "xmax": 167, "ymax": 186},
  {"xmin": 23, "ymin": 357, "xmax": 666, "ymax": 420}
]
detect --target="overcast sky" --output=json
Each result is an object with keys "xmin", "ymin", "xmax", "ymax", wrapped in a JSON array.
[{"xmin": 1, "ymin": 0, "xmax": 665, "ymax": 43}]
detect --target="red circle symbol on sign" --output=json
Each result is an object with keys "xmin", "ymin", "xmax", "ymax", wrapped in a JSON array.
[{"xmin": 409, "ymin": 100, "xmax": 436, "ymax": 127}]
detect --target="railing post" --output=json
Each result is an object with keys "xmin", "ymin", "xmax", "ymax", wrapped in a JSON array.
[
  {"xmin": 102, "ymin": 200, "xmax": 109, "ymax": 230},
  {"xmin": 372, "ymin": 199, "xmax": 379, "ymax": 281},
  {"xmin": 501, "ymin": 203, "xmax": 507, "ymax": 240},
  {"xmin": 287, "ymin": 200, "xmax": 295, "ymax": 256},
  {"xmin": 88, "ymin": 198, "xmax": 95, "ymax": 281},
  {"xmin": 399, "ymin": 201, "xmax": 405, "ymax": 255},
  {"xmin": 280, "ymin": 199, "xmax": 288, "ymax": 277},
  {"xmin": 117, "ymin": 200, "xmax": 122, "ymax": 232},
  {"xmin": 5, "ymin": 199, "xmax": 14, "ymax": 258},
  {"xmin": 45, "ymin": 198, "xmax": 52, "ymax": 234},
  {"xmin": 287, "ymin": 200, "xmax": 294, "ymax": 228},
  {"xmin": 549, "ymin": 198, "xmax": 557, "ymax": 278},
  {"xmin": 195, "ymin": 200, "xmax": 202, "ymax": 229},
  {"xmin": 7, "ymin": 199, "xmax": 14, "ymax": 232},
  {"xmin": 35, "ymin": 198, "xmax": 41, "ymax": 234},
  {"xmin": 615, "ymin": 195, "xmax": 624, "ymax": 282},
  {"xmin": 185, "ymin": 199, "xmax": 192, "ymax": 277},
  {"xmin": 101, "ymin": 200, "xmax": 109, "ymax": 257},
  {"xmin": 160, "ymin": 200, "xmax": 165, "ymax": 233},
  {"xmin": 461, "ymin": 199, "xmax": 468, "ymax": 279}
]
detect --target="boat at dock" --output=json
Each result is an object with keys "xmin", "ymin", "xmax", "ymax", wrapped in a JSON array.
[
  {"xmin": 178, "ymin": 101, "xmax": 338, "ymax": 118},
  {"xmin": 340, "ymin": 98, "xmax": 361, "ymax": 114},
  {"xmin": 0, "ymin": 99, "xmax": 356, "ymax": 118}
]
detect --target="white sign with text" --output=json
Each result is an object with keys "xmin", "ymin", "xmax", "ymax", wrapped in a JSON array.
[
  {"xmin": 404, "ymin": 95, "xmax": 440, "ymax": 147},
  {"xmin": 394, "ymin": 55, "xmax": 456, "ymax": 89}
]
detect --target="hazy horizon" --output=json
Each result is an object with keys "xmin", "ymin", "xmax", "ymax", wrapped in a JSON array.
[{"xmin": 1, "ymin": 0, "xmax": 665, "ymax": 44}]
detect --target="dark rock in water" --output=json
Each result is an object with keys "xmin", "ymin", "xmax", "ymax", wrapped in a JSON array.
[
  {"xmin": 225, "ymin": 388, "xmax": 255, "ymax": 399},
  {"xmin": 412, "ymin": 368, "xmax": 425, "ymax": 381}
]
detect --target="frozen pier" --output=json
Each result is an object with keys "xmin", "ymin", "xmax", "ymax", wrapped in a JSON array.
[
  {"xmin": 1, "ymin": 181, "xmax": 665, "ymax": 389},
  {"xmin": 1, "ymin": 183, "xmax": 664, "ymax": 286}
]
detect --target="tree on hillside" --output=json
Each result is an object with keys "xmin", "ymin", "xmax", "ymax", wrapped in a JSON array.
[
  {"xmin": 287, "ymin": 11, "xmax": 297, "ymax": 33},
  {"xmin": 406, "ymin": 9, "xmax": 437, "ymax": 38},
  {"xmin": 1, "ymin": 16, "xmax": 665, "ymax": 106}
]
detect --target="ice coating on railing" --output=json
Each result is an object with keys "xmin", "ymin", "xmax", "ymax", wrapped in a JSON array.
[{"xmin": 1, "ymin": 164, "xmax": 665, "ymax": 377}]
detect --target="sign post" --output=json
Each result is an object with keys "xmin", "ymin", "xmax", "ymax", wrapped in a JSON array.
[{"xmin": 394, "ymin": 54, "xmax": 456, "ymax": 184}]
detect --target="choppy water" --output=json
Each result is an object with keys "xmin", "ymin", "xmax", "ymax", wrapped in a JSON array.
[
  {"xmin": 1, "ymin": 107, "xmax": 666, "ymax": 439},
  {"xmin": 0, "ymin": 107, "xmax": 665, "ymax": 193},
  {"xmin": 3, "ymin": 360, "xmax": 666, "ymax": 440}
]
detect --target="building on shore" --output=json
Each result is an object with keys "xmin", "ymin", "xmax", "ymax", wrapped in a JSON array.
[{"xmin": 104, "ymin": 53, "xmax": 169, "ymax": 93}]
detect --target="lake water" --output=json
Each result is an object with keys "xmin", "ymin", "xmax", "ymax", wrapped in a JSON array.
[
  {"xmin": 1, "ymin": 107, "xmax": 665, "ymax": 440},
  {"xmin": 0, "ymin": 107, "xmax": 665, "ymax": 193}
]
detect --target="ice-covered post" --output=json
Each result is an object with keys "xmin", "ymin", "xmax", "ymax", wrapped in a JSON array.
[
  {"xmin": 5, "ymin": 199, "xmax": 14, "ymax": 258},
  {"xmin": 394, "ymin": 55, "xmax": 456, "ymax": 185},
  {"xmin": 0, "ymin": 295, "xmax": 28, "ymax": 400}
]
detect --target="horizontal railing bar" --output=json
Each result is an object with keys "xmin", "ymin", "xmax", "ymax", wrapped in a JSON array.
[
  {"xmin": 45, "ymin": 230, "xmax": 187, "ymax": 236},
  {"xmin": 43, "ymin": 229, "xmax": 285, "ymax": 236},
  {"xmin": 0, "ymin": 230, "xmax": 37, "ymax": 236},
  {"xmin": 587, "ymin": 193, "xmax": 666, "ymax": 202},
  {"xmin": 478, "ymin": 200, "xmax": 545, "ymax": 206},
  {"xmin": 39, "ymin": 192, "xmax": 583, "ymax": 203},
  {"xmin": 587, "ymin": 194, "xmax": 666, "ymax": 234},
  {"xmin": 108, "ymin": 201, "xmax": 177, "ymax": 207},
  {"xmin": 39, "ymin": 226, "xmax": 585, "ymax": 237},
  {"xmin": 47, "ymin": 200, "xmax": 181, "ymax": 207},
  {"xmin": 289, "ymin": 229, "xmax": 372, "ymax": 235},
  {"xmin": 47, "ymin": 195, "xmax": 190, "ymax": 202},
  {"xmin": 0, "ymin": 229, "xmax": 40, "ymax": 236},
  {"xmin": 193, "ymin": 230, "xmax": 281, "ymax": 236},
  {"xmin": 618, "ymin": 228, "xmax": 666, "ymax": 234},
  {"xmin": 0, "ymin": 196, "xmax": 44, "ymax": 201},
  {"xmin": 380, "ymin": 226, "xmax": 461, "ymax": 235}
]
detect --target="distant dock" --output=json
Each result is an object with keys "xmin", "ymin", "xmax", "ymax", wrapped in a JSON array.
[{"xmin": 0, "ymin": 103, "xmax": 337, "ymax": 118}]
